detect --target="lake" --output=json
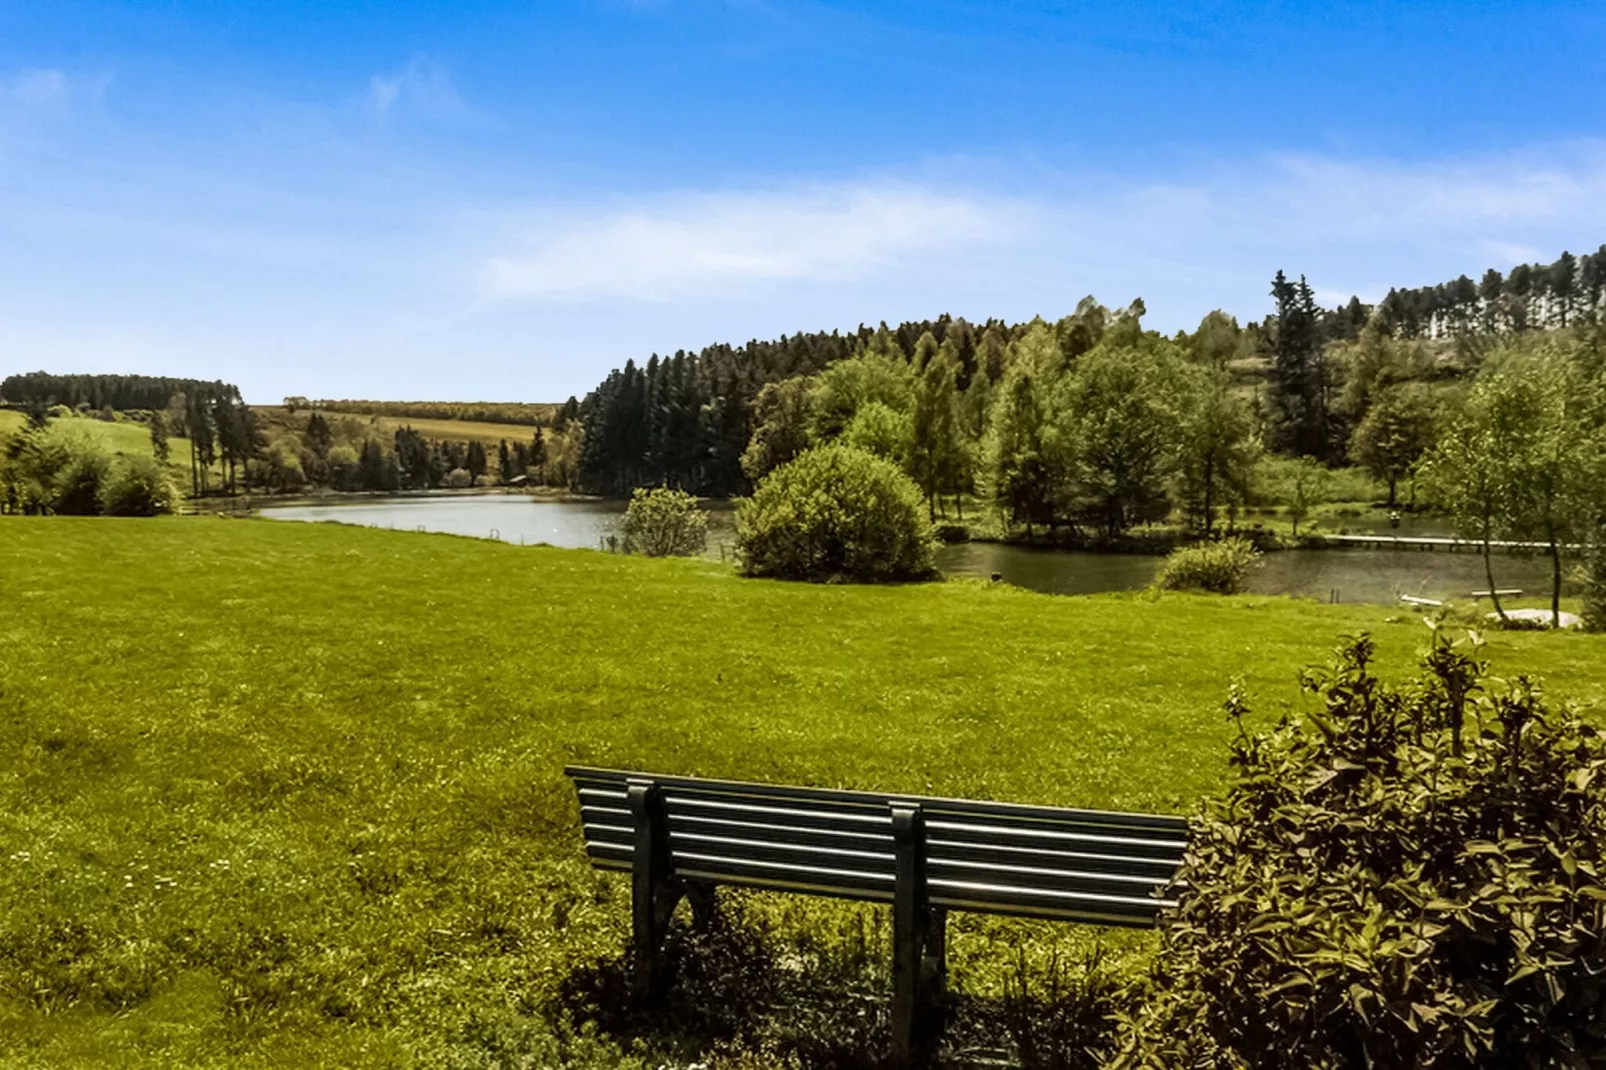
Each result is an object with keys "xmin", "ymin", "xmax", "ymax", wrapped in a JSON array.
[{"xmin": 259, "ymin": 494, "xmax": 1573, "ymax": 605}]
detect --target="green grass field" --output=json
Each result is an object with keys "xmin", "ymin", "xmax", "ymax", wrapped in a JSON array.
[
  {"xmin": 2, "ymin": 519, "xmax": 1603, "ymax": 1066},
  {"xmin": 263, "ymin": 408, "xmax": 546, "ymax": 448},
  {"xmin": 1, "ymin": 410, "xmax": 210, "ymax": 490}
]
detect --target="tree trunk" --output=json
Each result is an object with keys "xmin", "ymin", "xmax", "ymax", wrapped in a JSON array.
[
  {"xmin": 1387, "ymin": 475, "xmax": 1397, "ymax": 508},
  {"xmin": 1550, "ymin": 529, "xmax": 1563, "ymax": 629},
  {"xmin": 1203, "ymin": 456, "xmax": 1215, "ymax": 538},
  {"xmin": 1483, "ymin": 512, "xmax": 1508, "ymax": 622}
]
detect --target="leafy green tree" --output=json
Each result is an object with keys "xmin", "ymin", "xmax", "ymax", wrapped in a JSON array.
[
  {"xmin": 620, "ymin": 487, "xmax": 708, "ymax": 557},
  {"xmin": 1187, "ymin": 310, "xmax": 1247, "ymax": 369},
  {"xmin": 466, "ymin": 441, "xmax": 488, "ymax": 485},
  {"xmin": 1419, "ymin": 365, "xmax": 1537, "ymax": 622},
  {"xmin": 839, "ymin": 401, "xmax": 911, "ymax": 468},
  {"xmin": 1062, "ymin": 343, "xmax": 1187, "ymax": 538},
  {"xmin": 740, "ymin": 377, "xmax": 813, "ymax": 481},
  {"xmin": 148, "ymin": 411, "xmax": 170, "ymax": 462},
  {"xmin": 530, "ymin": 427, "xmax": 548, "ymax": 481},
  {"xmin": 1260, "ymin": 455, "xmax": 1330, "ymax": 536},
  {"xmin": 806, "ymin": 353, "xmax": 913, "ymax": 442},
  {"xmin": 982, "ymin": 327, "xmax": 1070, "ymax": 536},
  {"xmin": 1349, "ymin": 382, "xmax": 1437, "ymax": 506},
  {"xmin": 1175, "ymin": 368, "xmax": 1258, "ymax": 536},
  {"xmin": 909, "ymin": 339, "xmax": 962, "ymax": 518},
  {"xmin": 1494, "ymin": 350, "xmax": 1604, "ymax": 626}
]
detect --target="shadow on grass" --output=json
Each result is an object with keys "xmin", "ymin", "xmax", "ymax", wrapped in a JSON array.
[{"xmin": 555, "ymin": 896, "xmax": 1127, "ymax": 1070}]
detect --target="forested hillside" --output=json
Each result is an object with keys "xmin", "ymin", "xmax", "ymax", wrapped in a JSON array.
[{"xmin": 572, "ymin": 246, "xmax": 1606, "ymax": 517}]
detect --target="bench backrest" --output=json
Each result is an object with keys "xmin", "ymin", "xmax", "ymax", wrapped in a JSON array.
[{"xmin": 566, "ymin": 766, "xmax": 1187, "ymax": 927}]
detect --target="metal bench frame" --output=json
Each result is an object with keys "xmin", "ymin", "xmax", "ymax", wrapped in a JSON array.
[{"xmin": 565, "ymin": 766, "xmax": 1186, "ymax": 1064}]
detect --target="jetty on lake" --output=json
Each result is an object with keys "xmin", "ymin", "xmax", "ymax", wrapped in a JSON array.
[{"xmin": 1314, "ymin": 534, "xmax": 1566, "ymax": 554}]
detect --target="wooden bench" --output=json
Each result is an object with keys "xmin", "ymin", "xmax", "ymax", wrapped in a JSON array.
[{"xmin": 565, "ymin": 765, "xmax": 1188, "ymax": 1064}]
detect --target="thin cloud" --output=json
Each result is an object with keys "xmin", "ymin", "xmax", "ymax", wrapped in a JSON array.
[
  {"xmin": 476, "ymin": 145, "xmax": 1606, "ymax": 316},
  {"xmin": 365, "ymin": 57, "xmax": 466, "ymax": 121},
  {"xmin": 2, "ymin": 68, "xmax": 70, "ymax": 106},
  {"xmin": 482, "ymin": 183, "xmax": 1037, "ymax": 301}
]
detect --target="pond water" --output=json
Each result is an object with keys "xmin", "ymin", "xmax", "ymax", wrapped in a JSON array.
[{"xmin": 260, "ymin": 494, "xmax": 1572, "ymax": 606}]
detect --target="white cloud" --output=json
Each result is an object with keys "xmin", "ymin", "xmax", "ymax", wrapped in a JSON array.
[
  {"xmin": 3, "ymin": 68, "xmax": 69, "ymax": 105},
  {"xmin": 473, "ymin": 144, "xmax": 1606, "ymax": 327},
  {"xmin": 481, "ymin": 183, "xmax": 1037, "ymax": 301},
  {"xmin": 365, "ymin": 57, "xmax": 465, "ymax": 121}
]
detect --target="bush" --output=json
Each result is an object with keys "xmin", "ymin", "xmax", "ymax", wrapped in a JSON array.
[
  {"xmin": 1110, "ymin": 630, "xmax": 1606, "ymax": 1068},
  {"xmin": 51, "ymin": 446, "xmax": 111, "ymax": 515},
  {"xmin": 445, "ymin": 467, "xmax": 473, "ymax": 488},
  {"xmin": 99, "ymin": 455, "xmax": 177, "ymax": 516},
  {"xmin": 620, "ymin": 486, "xmax": 708, "ymax": 557},
  {"xmin": 1154, "ymin": 537, "xmax": 1261, "ymax": 594},
  {"xmin": 735, "ymin": 444, "xmax": 934, "ymax": 582}
]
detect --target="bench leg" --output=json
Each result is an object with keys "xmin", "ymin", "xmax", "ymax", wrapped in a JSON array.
[
  {"xmin": 685, "ymin": 879, "xmax": 719, "ymax": 930},
  {"xmin": 629, "ymin": 780, "xmax": 682, "ymax": 1008},
  {"xmin": 892, "ymin": 804, "xmax": 944, "ymax": 1066}
]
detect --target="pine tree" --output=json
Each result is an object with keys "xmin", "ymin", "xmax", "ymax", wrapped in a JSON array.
[{"xmin": 1266, "ymin": 271, "xmax": 1332, "ymax": 460}]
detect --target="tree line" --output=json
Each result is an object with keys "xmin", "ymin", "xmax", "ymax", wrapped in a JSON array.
[
  {"xmin": 286, "ymin": 398, "xmax": 561, "ymax": 426},
  {"xmin": 1, "ymin": 372, "xmax": 241, "ymax": 414},
  {"xmin": 1373, "ymin": 246, "xmax": 1606, "ymax": 339},
  {"xmin": 248, "ymin": 410, "xmax": 578, "ymax": 493}
]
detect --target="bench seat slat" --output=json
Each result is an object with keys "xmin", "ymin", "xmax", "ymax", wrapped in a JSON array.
[
  {"xmin": 926, "ymin": 857, "xmax": 1176, "ymax": 894},
  {"xmin": 672, "ymin": 851, "xmax": 894, "ymax": 897},
  {"xmin": 926, "ymin": 820, "xmax": 1185, "ymax": 856},
  {"xmin": 670, "ymin": 831, "xmax": 894, "ymax": 873},
  {"xmin": 927, "ymin": 838, "xmax": 1181, "ymax": 878},
  {"xmin": 929, "ymin": 877, "xmax": 1174, "ymax": 917},
  {"xmin": 666, "ymin": 796, "xmax": 892, "ymax": 833},
  {"xmin": 566, "ymin": 766, "xmax": 1186, "ymax": 833},
  {"xmin": 667, "ymin": 813, "xmax": 894, "ymax": 853}
]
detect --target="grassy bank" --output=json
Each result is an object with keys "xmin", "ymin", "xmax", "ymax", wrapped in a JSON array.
[{"xmin": 2, "ymin": 518, "xmax": 1603, "ymax": 1066}]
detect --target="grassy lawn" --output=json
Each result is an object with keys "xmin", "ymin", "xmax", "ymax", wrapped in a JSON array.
[{"xmin": 2, "ymin": 518, "xmax": 1603, "ymax": 1066}]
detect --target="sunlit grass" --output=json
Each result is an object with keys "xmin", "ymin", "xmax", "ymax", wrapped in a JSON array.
[{"xmin": 2, "ymin": 518, "xmax": 1602, "ymax": 1065}]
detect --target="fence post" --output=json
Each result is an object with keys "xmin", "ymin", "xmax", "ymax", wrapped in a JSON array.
[
  {"xmin": 891, "ymin": 802, "xmax": 942, "ymax": 1065},
  {"xmin": 627, "ymin": 779, "xmax": 681, "ymax": 1008}
]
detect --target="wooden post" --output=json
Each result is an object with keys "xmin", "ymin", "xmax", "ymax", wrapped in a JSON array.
[
  {"xmin": 892, "ymin": 802, "xmax": 942, "ymax": 1066},
  {"xmin": 628, "ymin": 779, "xmax": 681, "ymax": 1008}
]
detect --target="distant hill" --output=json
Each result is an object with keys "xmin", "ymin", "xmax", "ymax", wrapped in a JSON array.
[{"xmin": 289, "ymin": 399, "xmax": 559, "ymax": 426}]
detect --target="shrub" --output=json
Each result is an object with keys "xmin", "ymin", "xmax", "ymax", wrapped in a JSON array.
[
  {"xmin": 1110, "ymin": 630, "xmax": 1606, "ymax": 1068},
  {"xmin": 51, "ymin": 445, "xmax": 111, "ymax": 515},
  {"xmin": 1154, "ymin": 537, "xmax": 1261, "ymax": 594},
  {"xmin": 99, "ymin": 455, "xmax": 177, "ymax": 516},
  {"xmin": 620, "ymin": 486, "xmax": 708, "ymax": 557},
  {"xmin": 445, "ymin": 467, "xmax": 473, "ymax": 489},
  {"xmin": 735, "ymin": 444, "xmax": 934, "ymax": 582}
]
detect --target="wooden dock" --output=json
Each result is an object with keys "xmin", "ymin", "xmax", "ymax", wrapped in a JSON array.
[{"xmin": 1315, "ymin": 534, "xmax": 1561, "ymax": 554}]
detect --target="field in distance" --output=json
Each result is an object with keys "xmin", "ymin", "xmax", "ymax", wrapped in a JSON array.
[
  {"xmin": 256, "ymin": 407, "xmax": 551, "ymax": 447},
  {"xmin": 3, "ymin": 517, "xmax": 1604, "ymax": 1065}
]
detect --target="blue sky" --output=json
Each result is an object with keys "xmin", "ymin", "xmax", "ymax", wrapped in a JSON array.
[{"xmin": 2, "ymin": 1, "xmax": 1604, "ymax": 402}]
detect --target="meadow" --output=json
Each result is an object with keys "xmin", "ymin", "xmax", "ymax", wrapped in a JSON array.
[
  {"xmin": 266, "ymin": 409, "xmax": 546, "ymax": 448},
  {"xmin": 2, "ymin": 518, "xmax": 1604, "ymax": 1067}
]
